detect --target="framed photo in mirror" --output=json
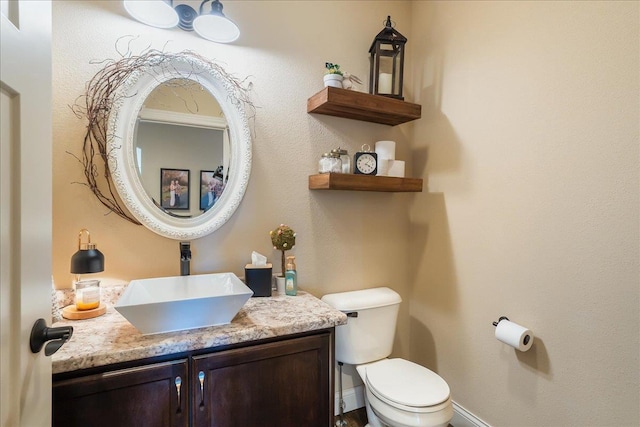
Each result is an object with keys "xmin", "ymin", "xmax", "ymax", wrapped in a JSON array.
[
  {"xmin": 160, "ymin": 168, "xmax": 190, "ymax": 210},
  {"xmin": 200, "ymin": 168, "xmax": 225, "ymax": 211}
]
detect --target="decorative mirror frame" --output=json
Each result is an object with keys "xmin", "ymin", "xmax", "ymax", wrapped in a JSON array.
[{"xmin": 81, "ymin": 50, "xmax": 252, "ymax": 240}]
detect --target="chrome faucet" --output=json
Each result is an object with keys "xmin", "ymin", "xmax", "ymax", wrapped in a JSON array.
[{"xmin": 180, "ymin": 242, "xmax": 191, "ymax": 276}]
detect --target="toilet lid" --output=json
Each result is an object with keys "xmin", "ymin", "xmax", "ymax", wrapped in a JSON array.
[{"xmin": 365, "ymin": 359, "xmax": 450, "ymax": 408}]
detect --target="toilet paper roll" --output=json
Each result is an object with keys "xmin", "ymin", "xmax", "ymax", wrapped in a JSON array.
[
  {"xmin": 495, "ymin": 319, "xmax": 534, "ymax": 352},
  {"xmin": 375, "ymin": 140, "xmax": 396, "ymax": 160},
  {"xmin": 376, "ymin": 159, "xmax": 391, "ymax": 176},
  {"xmin": 387, "ymin": 160, "xmax": 405, "ymax": 178}
]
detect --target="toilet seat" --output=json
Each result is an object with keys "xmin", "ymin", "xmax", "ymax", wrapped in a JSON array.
[{"xmin": 365, "ymin": 358, "xmax": 450, "ymax": 413}]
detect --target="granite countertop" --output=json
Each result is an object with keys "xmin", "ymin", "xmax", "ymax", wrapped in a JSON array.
[{"xmin": 52, "ymin": 290, "xmax": 347, "ymax": 374}]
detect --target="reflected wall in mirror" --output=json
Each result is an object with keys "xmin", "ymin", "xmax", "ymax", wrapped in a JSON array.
[
  {"xmin": 134, "ymin": 78, "xmax": 230, "ymax": 218},
  {"xmin": 76, "ymin": 50, "xmax": 253, "ymax": 240}
]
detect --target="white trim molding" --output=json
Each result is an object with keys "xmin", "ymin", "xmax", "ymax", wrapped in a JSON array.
[
  {"xmin": 334, "ymin": 385, "xmax": 365, "ymax": 416},
  {"xmin": 138, "ymin": 107, "xmax": 228, "ymax": 130},
  {"xmin": 451, "ymin": 401, "xmax": 492, "ymax": 427}
]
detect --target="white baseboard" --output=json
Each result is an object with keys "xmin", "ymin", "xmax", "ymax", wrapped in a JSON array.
[
  {"xmin": 451, "ymin": 401, "xmax": 491, "ymax": 427},
  {"xmin": 333, "ymin": 391, "xmax": 490, "ymax": 427},
  {"xmin": 334, "ymin": 385, "xmax": 365, "ymax": 416}
]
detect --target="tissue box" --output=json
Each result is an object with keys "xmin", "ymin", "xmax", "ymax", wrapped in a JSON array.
[{"xmin": 244, "ymin": 263, "xmax": 272, "ymax": 297}]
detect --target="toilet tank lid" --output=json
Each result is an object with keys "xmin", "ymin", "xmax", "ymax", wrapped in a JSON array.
[{"xmin": 322, "ymin": 287, "xmax": 402, "ymax": 311}]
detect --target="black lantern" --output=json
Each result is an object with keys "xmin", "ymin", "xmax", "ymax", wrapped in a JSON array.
[{"xmin": 369, "ymin": 16, "xmax": 407, "ymax": 100}]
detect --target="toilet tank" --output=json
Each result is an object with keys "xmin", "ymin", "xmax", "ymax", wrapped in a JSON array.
[{"xmin": 322, "ymin": 287, "xmax": 402, "ymax": 365}]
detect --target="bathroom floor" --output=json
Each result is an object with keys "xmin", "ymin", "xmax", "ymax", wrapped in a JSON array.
[
  {"xmin": 334, "ymin": 408, "xmax": 368, "ymax": 427},
  {"xmin": 334, "ymin": 408, "xmax": 454, "ymax": 427}
]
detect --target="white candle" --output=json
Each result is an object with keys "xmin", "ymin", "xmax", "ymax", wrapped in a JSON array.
[{"xmin": 378, "ymin": 72, "xmax": 392, "ymax": 94}]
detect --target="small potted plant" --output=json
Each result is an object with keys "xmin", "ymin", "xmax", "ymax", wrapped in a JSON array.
[
  {"xmin": 324, "ymin": 62, "xmax": 344, "ymax": 88},
  {"xmin": 270, "ymin": 224, "xmax": 296, "ymax": 279}
]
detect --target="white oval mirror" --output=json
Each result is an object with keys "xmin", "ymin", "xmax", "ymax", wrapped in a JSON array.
[{"xmin": 108, "ymin": 54, "xmax": 251, "ymax": 240}]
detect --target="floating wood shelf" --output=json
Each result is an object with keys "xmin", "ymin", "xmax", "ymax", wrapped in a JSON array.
[
  {"xmin": 309, "ymin": 173, "xmax": 423, "ymax": 192},
  {"xmin": 307, "ymin": 87, "xmax": 421, "ymax": 126}
]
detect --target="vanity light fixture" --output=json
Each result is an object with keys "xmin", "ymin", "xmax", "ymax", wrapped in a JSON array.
[
  {"xmin": 192, "ymin": 0, "xmax": 240, "ymax": 43},
  {"xmin": 123, "ymin": 0, "xmax": 179, "ymax": 29},
  {"xmin": 123, "ymin": 0, "xmax": 240, "ymax": 44}
]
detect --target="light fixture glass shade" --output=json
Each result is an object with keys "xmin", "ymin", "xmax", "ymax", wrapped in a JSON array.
[
  {"xmin": 123, "ymin": 0, "xmax": 179, "ymax": 29},
  {"xmin": 193, "ymin": 14, "xmax": 240, "ymax": 43}
]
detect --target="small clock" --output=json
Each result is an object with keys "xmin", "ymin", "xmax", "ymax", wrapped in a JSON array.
[{"xmin": 354, "ymin": 144, "xmax": 378, "ymax": 175}]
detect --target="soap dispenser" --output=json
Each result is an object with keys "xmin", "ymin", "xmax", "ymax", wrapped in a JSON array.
[{"xmin": 285, "ymin": 256, "xmax": 297, "ymax": 296}]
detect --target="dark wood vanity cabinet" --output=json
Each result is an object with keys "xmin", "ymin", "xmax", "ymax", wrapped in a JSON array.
[
  {"xmin": 53, "ymin": 359, "xmax": 188, "ymax": 427},
  {"xmin": 53, "ymin": 330, "xmax": 333, "ymax": 427},
  {"xmin": 193, "ymin": 333, "xmax": 330, "ymax": 427}
]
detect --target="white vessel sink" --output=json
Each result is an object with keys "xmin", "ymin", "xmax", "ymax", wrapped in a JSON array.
[{"xmin": 114, "ymin": 273, "xmax": 253, "ymax": 335}]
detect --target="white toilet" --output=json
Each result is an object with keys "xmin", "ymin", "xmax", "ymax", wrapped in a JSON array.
[{"xmin": 322, "ymin": 287, "xmax": 453, "ymax": 427}]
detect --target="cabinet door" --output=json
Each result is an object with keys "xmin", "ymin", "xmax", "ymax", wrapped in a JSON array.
[
  {"xmin": 193, "ymin": 333, "xmax": 331, "ymax": 427},
  {"xmin": 53, "ymin": 359, "xmax": 188, "ymax": 427}
]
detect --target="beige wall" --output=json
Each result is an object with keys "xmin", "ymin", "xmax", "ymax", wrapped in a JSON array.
[
  {"xmin": 52, "ymin": 0, "xmax": 413, "ymax": 391},
  {"xmin": 52, "ymin": 1, "xmax": 639, "ymax": 425},
  {"xmin": 144, "ymin": 80, "xmax": 223, "ymax": 116},
  {"xmin": 409, "ymin": 1, "xmax": 639, "ymax": 426}
]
